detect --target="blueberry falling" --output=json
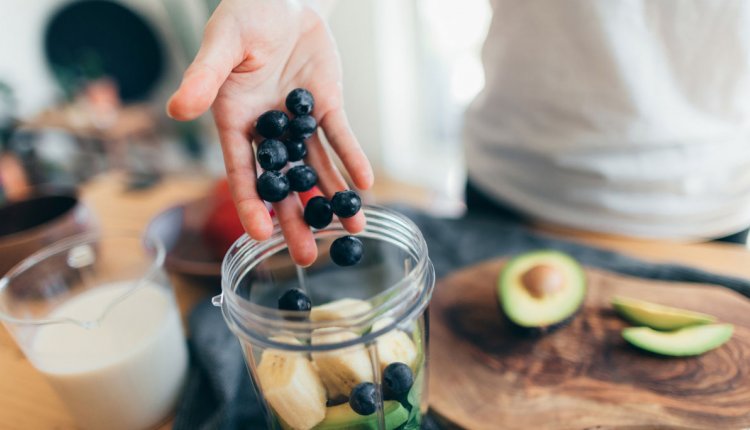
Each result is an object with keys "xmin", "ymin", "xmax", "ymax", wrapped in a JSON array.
[
  {"xmin": 253, "ymin": 89, "xmax": 367, "ymax": 267},
  {"xmin": 308, "ymin": 190, "xmax": 365, "ymax": 266},
  {"xmin": 278, "ymin": 288, "xmax": 312, "ymax": 312},
  {"xmin": 330, "ymin": 235, "xmax": 364, "ymax": 266},
  {"xmin": 331, "ymin": 190, "xmax": 362, "ymax": 218},
  {"xmin": 304, "ymin": 196, "xmax": 333, "ymax": 229}
]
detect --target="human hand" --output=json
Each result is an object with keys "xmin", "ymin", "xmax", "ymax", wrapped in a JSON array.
[{"xmin": 167, "ymin": 0, "xmax": 373, "ymax": 266}]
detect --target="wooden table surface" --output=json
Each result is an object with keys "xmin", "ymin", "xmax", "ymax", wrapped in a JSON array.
[
  {"xmin": 430, "ymin": 260, "xmax": 750, "ymax": 429},
  {"xmin": 2, "ymin": 172, "xmax": 750, "ymax": 429}
]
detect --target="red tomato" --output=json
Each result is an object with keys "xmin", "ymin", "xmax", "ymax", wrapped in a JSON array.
[
  {"xmin": 202, "ymin": 180, "xmax": 322, "ymax": 257},
  {"xmin": 202, "ymin": 197, "xmax": 245, "ymax": 258}
]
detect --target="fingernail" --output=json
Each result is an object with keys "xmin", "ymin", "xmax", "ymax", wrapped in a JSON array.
[{"xmin": 165, "ymin": 95, "xmax": 176, "ymax": 119}]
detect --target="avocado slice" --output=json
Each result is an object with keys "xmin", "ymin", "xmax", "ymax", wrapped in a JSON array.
[
  {"xmin": 313, "ymin": 401, "xmax": 408, "ymax": 430},
  {"xmin": 498, "ymin": 250, "xmax": 586, "ymax": 334},
  {"xmin": 622, "ymin": 324, "xmax": 733, "ymax": 357},
  {"xmin": 612, "ymin": 295, "xmax": 716, "ymax": 330}
]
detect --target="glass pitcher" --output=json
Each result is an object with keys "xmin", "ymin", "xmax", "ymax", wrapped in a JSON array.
[
  {"xmin": 0, "ymin": 232, "xmax": 188, "ymax": 430},
  {"xmin": 215, "ymin": 206, "xmax": 434, "ymax": 430}
]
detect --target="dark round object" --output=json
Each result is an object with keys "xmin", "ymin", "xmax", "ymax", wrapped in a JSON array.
[
  {"xmin": 303, "ymin": 196, "xmax": 333, "ymax": 229},
  {"xmin": 288, "ymin": 115, "xmax": 317, "ymax": 139},
  {"xmin": 284, "ymin": 138, "xmax": 307, "ymax": 162},
  {"xmin": 285, "ymin": 88, "xmax": 315, "ymax": 116},
  {"xmin": 277, "ymin": 288, "xmax": 312, "ymax": 312},
  {"xmin": 287, "ymin": 165, "xmax": 318, "ymax": 192},
  {"xmin": 383, "ymin": 362, "xmax": 414, "ymax": 399},
  {"xmin": 256, "ymin": 171, "xmax": 289, "ymax": 202},
  {"xmin": 331, "ymin": 190, "xmax": 362, "ymax": 218},
  {"xmin": 330, "ymin": 236, "xmax": 363, "ymax": 267},
  {"xmin": 349, "ymin": 382, "xmax": 377, "ymax": 416},
  {"xmin": 256, "ymin": 139, "xmax": 288, "ymax": 171},
  {"xmin": 0, "ymin": 194, "xmax": 77, "ymax": 237},
  {"xmin": 256, "ymin": 110, "xmax": 289, "ymax": 138},
  {"xmin": 44, "ymin": 0, "xmax": 164, "ymax": 101}
]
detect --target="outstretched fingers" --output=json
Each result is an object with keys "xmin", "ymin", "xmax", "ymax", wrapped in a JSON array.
[
  {"xmin": 167, "ymin": 20, "xmax": 241, "ymax": 121},
  {"xmin": 219, "ymin": 129, "xmax": 274, "ymax": 241},
  {"xmin": 319, "ymin": 108, "xmax": 374, "ymax": 190},
  {"xmin": 305, "ymin": 133, "xmax": 366, "ymax": 234},
  {"xmin": 273, "ymin": 196, "xmax": 318, "ymax": 267}
]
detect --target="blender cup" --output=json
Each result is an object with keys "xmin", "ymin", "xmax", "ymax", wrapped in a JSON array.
[
  {"xmin": 0, "ymin": 232, "xmax": 188, "ymax": 430},
  {"xmin": 215, "ymin": 206, "xmax": 434, "ymax": 430}
]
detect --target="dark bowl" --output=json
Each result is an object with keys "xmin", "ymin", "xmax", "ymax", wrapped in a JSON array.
[
  {"xmin": 144, "ymin": 198, "xmax": 222, "ymax": 282},
  {"xmin": 0, "ymin": 189, "xmax": 96, "ymax": 276}
]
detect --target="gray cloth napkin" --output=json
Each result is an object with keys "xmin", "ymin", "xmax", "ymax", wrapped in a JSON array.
[{"xmin": 174, "ymin": 209, "xmax": 750, "ymax": 430}]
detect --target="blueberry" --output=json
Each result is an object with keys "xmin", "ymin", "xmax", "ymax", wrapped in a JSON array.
[
  {"xmin": 287, "ymin": 165, "xmax": 318, "ymax": 192},
  {"xmin": 304, "ymin": 196, "xmax": 333, "ymax": 229},
  {"xmin": 277, "ymin": 288, "xmax": 312, "ymax": 312},
  {"xmin": 256, "ymin": 171, "xmax": 289, "ymax": 202},
  {"xmin": 330, "ymin": 235, "xmax": 363, "ymax": 266},
  {"xmin": 288, "ymin": 115, "xmax": 317, "ymax": 139},
  {"xmin": 349, "ymin": 382, "xmax": 377, "ymax": 416},
  {"xmin": 285, "ymin": 88, "xmax": 315, "ymax": 116},
  {"xmin": 256, "ymin": 110, "xmax": 289, "ymax": 138},
  {"xmin": 383, "ymin": 362, "xmax": 414, "ymax": 400},
  {"xmin": 331, "ymin": 190, "xmax": 362, "ymax": 218},
  {"xmin": 284, "ymin": 138, "xmax": 307, "ymax": 162},
  {"xmin": 256, "ymin": 139, "xmax": 288, "ymax": 171}
]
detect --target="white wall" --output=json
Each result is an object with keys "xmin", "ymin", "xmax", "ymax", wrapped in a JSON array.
[
  {"xmin": 0, "ymin": 0, "xmax": 64, "ymax": 117},
  {"xmin": 328, "ymin": 0, "xmax": 384, "ymax": 171}
]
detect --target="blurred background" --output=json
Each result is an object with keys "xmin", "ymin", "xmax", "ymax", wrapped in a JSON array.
[{"xmin": 0, "ymin": 0, "xmax": 490, "ymax": 213}]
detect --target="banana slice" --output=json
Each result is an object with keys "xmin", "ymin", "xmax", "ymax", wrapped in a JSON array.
[
  {"xmin": 311, "ymin": 328, "xmax": 374, "ymax": 398},
  {"xmin": 372, "ymin": 318, "xmax": 418, "ymax": 371},
  {"xmin": 310, "ymin": 298, "xmax": 372, "ymax": 322},
  {"xmin": 257, "ymin": 337, "xmax": 327, "ymax": 430}
]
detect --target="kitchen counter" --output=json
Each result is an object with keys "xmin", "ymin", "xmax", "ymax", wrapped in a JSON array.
[{"xmin": 2, "ymin": 172, "xmax": 749, "ymax": 429}]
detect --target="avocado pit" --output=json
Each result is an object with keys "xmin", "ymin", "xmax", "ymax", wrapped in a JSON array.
[{"xmin": 521, "ymin": 264, "xmax": 564, "ymax": 299}]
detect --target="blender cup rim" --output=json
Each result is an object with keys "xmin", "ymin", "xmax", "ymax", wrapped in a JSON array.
[
  {"xmin": 218, "ymin": 205, "xmax": 435, "ymax": 351},
  {"xmin": 0, "ymin": 230, "xmax": 166, "ymax": 326}
]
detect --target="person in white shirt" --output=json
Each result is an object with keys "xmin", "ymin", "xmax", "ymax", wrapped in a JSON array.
[
  {"xmin": 168, "ymin": 0, "xmax": 750, "ymax": 266},
  {"xmin": 465, "ymin": 0, "xmax": 750, "ymax": 245}
]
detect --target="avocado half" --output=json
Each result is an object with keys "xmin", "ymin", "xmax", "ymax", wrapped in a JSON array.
[
  {"xmin": 498, "ymin": 250, "xmax": 586, "ymax": 335},
  {"xmin": 612, "ymin": 296, "xmax": 716, "ymax": 331},
  {"xmin": 314, "ymin": 401, "xmax": 408, "ymax": 430},
  {"xmin": 622, "ymin": 324, "xmax": 733, "ymax": 357}
]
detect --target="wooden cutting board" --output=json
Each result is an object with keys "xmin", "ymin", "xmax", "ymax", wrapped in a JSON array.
[{"xmin": 428, "ymin": 259, "xmax": 750, "ymax": 430}]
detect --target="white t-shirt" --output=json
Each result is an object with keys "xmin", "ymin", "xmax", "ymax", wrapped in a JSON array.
[{"xmin": 465, "ymin": 0, "xmax": 750, "ymax": 240}]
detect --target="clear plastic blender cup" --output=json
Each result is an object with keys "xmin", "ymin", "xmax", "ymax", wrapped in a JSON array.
[
  {"xmin": 215, "ymin": 206, "xmax": 435, "ymax": 430},
  {"xmin": 0, "ymin": 232, "xmax": 188, "ymax": 430}
]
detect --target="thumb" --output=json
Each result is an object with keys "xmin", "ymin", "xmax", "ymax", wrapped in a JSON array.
[{"xmin": 167, "ymin": 21, "xmax": 239, "ymax": 121}]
